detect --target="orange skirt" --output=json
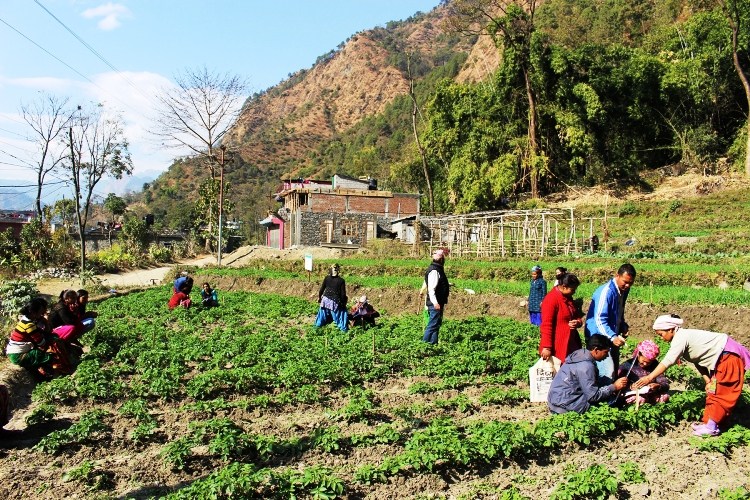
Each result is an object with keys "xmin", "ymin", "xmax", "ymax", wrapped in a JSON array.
[{"xmin": 704, "ymin": 352, "xmax": 744, "ymax": 425}]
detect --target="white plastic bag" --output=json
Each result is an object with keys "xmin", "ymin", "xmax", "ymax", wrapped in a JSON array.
[{"xmin": 529, "ymin": 356, "xmax": 561, "ymax": 403}]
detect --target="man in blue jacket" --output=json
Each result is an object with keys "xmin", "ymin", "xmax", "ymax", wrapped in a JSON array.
[
  {"xmin": 547, "ymin": 334, "xmax": 628, "ymax": 414},
  {"xmin": 584, "ymin": 263, "xmax": 636, "ymax": 383}
]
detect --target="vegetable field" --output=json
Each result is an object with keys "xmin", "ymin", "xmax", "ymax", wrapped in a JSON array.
[{"xmin": 3, "ymin": 287, "xmax": 750, "ymax": 499}]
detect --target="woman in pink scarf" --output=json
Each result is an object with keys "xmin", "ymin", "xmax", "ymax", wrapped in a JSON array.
[{"xmin": 616, "ymin": 340, "xmax": 670, "ymax": 405}]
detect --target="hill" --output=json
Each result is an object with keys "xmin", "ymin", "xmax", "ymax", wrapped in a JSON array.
[{"xmin": 140, "ymin": 0, "xmax": 749, "ymax": 244}]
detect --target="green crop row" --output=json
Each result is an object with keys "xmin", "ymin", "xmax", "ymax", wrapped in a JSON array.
[{"xmin": 199, "ymin": 267, "xmax": 750, "ymax": 306}]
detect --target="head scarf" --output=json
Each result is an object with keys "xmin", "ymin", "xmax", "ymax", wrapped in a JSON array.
[
  {"xmin": 432, "ymin": 248, "xmax": 448, "ymax": 260},
  {"xmin": 330, "ymin": 264, "xmax": 340, "ymax": 276},
  {"xmin": 530, "ymin": 265, "xmax": 542, "ymax": 272},
  {"xmin": 635, "ymin": 340, "xmax": 660, "ymax": 361},
  {"xmin": 359, "ymin": 295, "xmax": 367, "ymax": 304},
  {"xmin": 652, "ymin": 314, "xmax": 684, "ymax": 331}
]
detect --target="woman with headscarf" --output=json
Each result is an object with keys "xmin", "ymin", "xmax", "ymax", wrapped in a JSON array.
[
  {"xmin": 616, "ymin": 340, "xmax": 670, "ymax": 405},
  {"xmin": 349, "ymin": 295, "xmax": 380, "ymax": 328},
  {"xmin": 315, "ymin": 263, "xmax": 348, "ymax": 332},
  {"xmin": 633, "ymin": 314, "xmax": 750, "ymax": 436},
  {"xmin": 539, "ymin": 273, "xmax": 583, "ymax": 364}
]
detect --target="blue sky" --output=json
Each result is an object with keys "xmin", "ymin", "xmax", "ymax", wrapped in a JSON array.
[{"xmin": 0, "ymin": 0, "xmax": 439, "ymax": 206}]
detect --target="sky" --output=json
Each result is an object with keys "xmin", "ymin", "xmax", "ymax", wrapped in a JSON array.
[{"xmin": 0, "ymin": 0, "xmax": 440, "ymax": 208}]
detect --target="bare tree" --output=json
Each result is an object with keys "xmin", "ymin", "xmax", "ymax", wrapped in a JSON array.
[
  {"xmin": 151, "ymin": 67, "xmax": 247, "ymax": 252},
  {"xmin": 65, "ymin": 104, "xmax": 133, "ymax": 281},
  {"xmin": 446, "ymin": 0, "xmax": 543, "ymax": 198},
  {"xmin": 151, "ymin": 66, "xmax": 247, "ymax": 177},
  {"xmin": 20, "ymin": 93, "xmax": 74, "ymax": 218}
]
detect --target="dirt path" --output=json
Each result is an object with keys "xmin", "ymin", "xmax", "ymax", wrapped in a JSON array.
[{"xmin": 34, "ymin": 255, "xmax": 216, "ymax": 297}]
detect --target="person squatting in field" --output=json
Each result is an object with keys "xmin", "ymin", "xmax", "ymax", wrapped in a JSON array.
[
  {"xmin": 527, "ymin": 265, "xmax": 547, "ymax": 326},
  {"xmin": 5, "ymin": 298, "xmax": 67, "ymax": 379},
  {"xmin": 633, "ymin": 314, "xmax": 750, "ymax": 436},
  {"xmin": 349, "ymin": 295, "xmax": 380, "ymax": 328},
  {"xmin": 539, "ymin": 272, "xmax": 584, "ymax": 365},
  {"xmin": 76, "ymin": 289, "xmax": 98, "ymax": 333},
  {"xmin": 49, "ymin": 289, "xmax": 92, "ymax": 356},
  {"xmin": 168, "ymin": 277, "xmax": 194, "ymax": 310},
  {"xmin": 421, "ymin": 248, "xmax": 450, "ymax": 344},
  {"xmin": 584, "ymin": 263, "xmax": 636, "ymax": 383},
  {"xmin": 315, "ymin": 263, "xmax": 348, "ymax": 332},
  {"xmin": 615, "ymin": 339, "xmax": 670, "ymax": 406},
  {"xmin": 201, "ymin": 282, "xmax": 219, "ymax": 307},
  {"xmin": 547, "ymin": 334, "xmax": 628, "ymax": 414}
]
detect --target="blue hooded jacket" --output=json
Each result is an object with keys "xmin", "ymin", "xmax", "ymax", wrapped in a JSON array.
[
  {"xmin": 584, "ymin": 278, "xmax": 629, "ymax": 340},
  {"xmin": 547, "ymin": 348, "xmax": 616, "ymax": 414}
]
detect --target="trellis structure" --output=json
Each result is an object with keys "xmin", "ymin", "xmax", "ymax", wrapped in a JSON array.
[{"xmin": 418, "ymin": 209, "xmax": 606, "ymax": 258}]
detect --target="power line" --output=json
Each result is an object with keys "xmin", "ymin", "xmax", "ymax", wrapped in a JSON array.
[
  {"xmin": 0, "ymin": 15, "xmax": 96, "ymax": 85},
  {"xmin": 0, "ymin": 180, "xmax": 68, "ymax": 188},
  {"xmin": 33, "ymin": 0, "xmax": 161, "ymax": 109}
]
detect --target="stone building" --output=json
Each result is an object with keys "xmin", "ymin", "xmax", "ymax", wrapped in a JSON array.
[{"xmin": 266, "ymin": 175, "xmax": 420, "ymax": 248}]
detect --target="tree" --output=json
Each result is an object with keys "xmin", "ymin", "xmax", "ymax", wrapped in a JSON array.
[
  {"xmin": 65, "ymin": 104, "xmax": 133, "ymax": 282},
  {"xmin": 20, "ymin": 93, "xmax": 73, "ymax": 218},
  {"xmin": 406, "ymin": 53, "xmax": 436, "ymax": 214},
  {"xmin": 193, "ymin": 177, "xmax": 235, "ymax": 253},
  {"xmin": 446, "ymin": 0, "xmax": 546, "ymax": 198},
  {"xmin": 151, "ymin": 66, "xmax": 247, "ymax": 251},
  {"xmin": 103, "ymin": 193, "xmax": 127, "ymax": 246},
  {"xmin": 718, "ymin": 0, "xmax": 750, "ymax": 175}
]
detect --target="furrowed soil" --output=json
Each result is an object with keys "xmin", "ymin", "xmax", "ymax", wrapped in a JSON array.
[{"xmin": 2, "ymin": 247, "xmax": 750, "ymax": 499}]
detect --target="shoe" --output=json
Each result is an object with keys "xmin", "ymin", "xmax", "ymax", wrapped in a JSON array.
[
  {"xmin": 692, "ymin": 424, "xmax": 719, "ymax": 437},
  {"xmin": 691, "ymin": 422, "xmax": 704, "ymax": 431}
]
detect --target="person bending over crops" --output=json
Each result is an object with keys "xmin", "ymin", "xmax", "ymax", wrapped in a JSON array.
[
  {"xmin": 547, "ymin": 334, "xmax": 628, "ymax": 414},
  {"xmin": 200, "ymin": 282, "xmax": 219, "ymax": 307},
  {"xmin": 315, "ymin": 263, "xmax": 348, "ymax": 332},
  {"xmin": 168, "ymin": 278, "xmax": 193, "ymax": 310},
  {"xmin": 49, "ymin": 290, "xmax": 87, "ymax": 350},
  {"xmin": 5, "ymin": 298, "xmax": 57, "ymax": 379},
  {"xmin": 616, "ymin": 340, "xmax": 670, "ymax": 406},
  {"xmin": 349, "ymin": 295, "xmax": 380, "ymax": 328},
  {"xmin": 539, "ymin": 273, "xmax": 584, "ymax": 364},
  {"xmin": 633, "ymin": 314, "xmax": 750, "ymax": 436}
]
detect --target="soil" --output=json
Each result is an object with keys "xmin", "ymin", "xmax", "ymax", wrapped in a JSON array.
[{"xmin": 2, "ymin": 246, "xmax": 750, "ymax": 498}]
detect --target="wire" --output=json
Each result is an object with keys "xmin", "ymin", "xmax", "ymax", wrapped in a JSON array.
[
  {"xmin": 33, "ymin": 0, "xmax": 161, "ymax": 109},
  {"xmin": 0, "ymin": 15, "xmax": 96, "ymax": 85},
  {"xmin": 0, "ymin": 180, "xmax": 68, "ymax": 188}
]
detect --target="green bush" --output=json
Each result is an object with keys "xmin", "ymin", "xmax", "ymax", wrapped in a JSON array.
[
  {"xmin": 0, "ymin": 279, "xmax": 40, "ymax": 318},
  {"xmin": 148, "ymin": 243, "xmax": 173, "ymax": 263},
  {"xmin": 89, "ymin": 244, "xmax": 140, "ymax": 272}
]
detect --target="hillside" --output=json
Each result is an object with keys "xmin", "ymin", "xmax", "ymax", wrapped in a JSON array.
[
  {"xmin": 142, "ymin": 4, "xmax": 486, "ymax": 232},
  {"xmin": 141, "ymin": 0, "xmax": 749, "ymax": 244}
]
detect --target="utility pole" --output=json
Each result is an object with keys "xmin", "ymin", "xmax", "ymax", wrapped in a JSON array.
[{"xmin": 217, "ymin": 145, "xmax": 227, "ymax": 265}]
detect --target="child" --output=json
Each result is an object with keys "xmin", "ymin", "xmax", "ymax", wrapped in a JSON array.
[
  {"xmin": 200, "ymin": 282, "xmax": 219, "ymax": 307},
  {"xmin": 617, "ymin": 340, "xmax": 670, "ymax": 405},
  {"xmin": 5, "ymin": 298, "xmax": 56, "ymax": 379}
]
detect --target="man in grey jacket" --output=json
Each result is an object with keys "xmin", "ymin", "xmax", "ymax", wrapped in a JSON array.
[{"xmin": 547, "ymin": 334, "xmax": 628, "ymax": 414}]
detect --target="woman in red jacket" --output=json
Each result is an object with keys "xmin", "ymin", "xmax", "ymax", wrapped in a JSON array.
[{"xmin": 539, "ymin": 273, "xmax": 584, "ymax": 364}]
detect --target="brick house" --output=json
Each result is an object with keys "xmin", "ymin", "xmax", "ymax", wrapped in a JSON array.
[
  {"xmin": 268, "ymin": 175, "xmax": 420, "ymax": 248},
  {"xmin": 0, "ymin": 210, "xmax": 36, "ymax": 238}
]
